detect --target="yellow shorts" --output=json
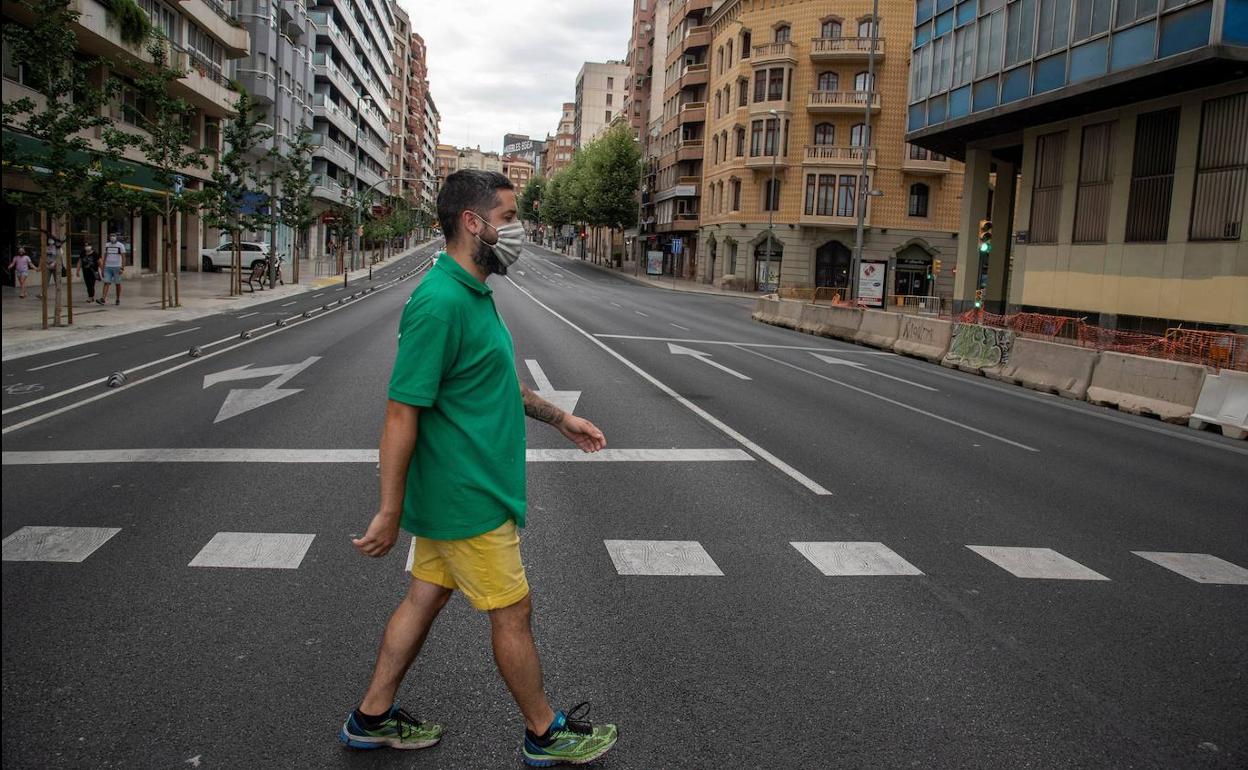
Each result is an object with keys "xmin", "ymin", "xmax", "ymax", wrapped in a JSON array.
[{"xmin": 409, "ymin": 520, "xmax": 529, "ymax": 611}]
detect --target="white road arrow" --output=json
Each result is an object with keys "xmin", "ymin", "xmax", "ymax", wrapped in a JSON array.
[
  {"xmin": 809, "ymin": 352, "xmax": 936, "ymax": 391},
  {"xmin": 525, "ymin": 360, "xmax": 580, "ymax": 414},
  {"xmin": 667, "ymin": 343, "xmax": 752, "ymax": 380},
  {"xmin": 203, "ymin": 356, "xmax": 321, "ymax": 423}
]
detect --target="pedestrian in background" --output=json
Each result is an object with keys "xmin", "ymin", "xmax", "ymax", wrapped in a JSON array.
[
  {"xmin": 99, "ymin": 232, "xmax": 125, "ymax": 305},
  {"xmin": 8, "ymin": 246, "xmax": 32, "ymax": 298},
  {"xmin": 36, "ymin": 237, "xmax": 63, "ymax": 301},
  {"xmin": 77, "ymin": 243, "xmax": 100, "ymax": 304},
  {"xmin": 342, "ymin": 170, "xmax": 618, "ymax": 767}
]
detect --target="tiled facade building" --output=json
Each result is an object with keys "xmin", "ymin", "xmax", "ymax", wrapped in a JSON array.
[
  {"xmin": 695, "ymin": 0, "xmax": 965, "ymax": 298},
  {"xmin": 545, "ymin": 103, "xmax": 578, "ymax": 177},
  {"xmin": 907, "ymin": 0, "xmax": 1248, "ymax": 329}
]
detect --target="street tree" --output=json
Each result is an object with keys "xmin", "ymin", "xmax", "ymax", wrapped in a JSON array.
[
  {"xmin": 198, "ymin": 89, "xmax": 272, "ymax": 295},
  {"xmin": 585, "ymin": 124, "xmax": 641, "ymax": 263},
  {"xmin": 273, "ymin": 125, "xmax": 318, "ymax": 284},
  {"xmin": 122, "ymin": 33, "xmax": 209, "ymax": 309},
  {"xmin": 519, "ymin": 176, "xmax": 544, "ymax": 223},
  {"xmin": 1, "ymin": 0, "xmax": 138, "ymax": 328}
]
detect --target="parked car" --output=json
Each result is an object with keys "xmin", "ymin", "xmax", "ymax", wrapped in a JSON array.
[{"xmin": 200, "ymin": 241, "xmax": 271, "ymax": 272}]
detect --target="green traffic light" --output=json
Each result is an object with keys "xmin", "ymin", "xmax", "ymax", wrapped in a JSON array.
[
  {"xmin": 979, "ymin": 242, "xmax": 991, "ymax": 253},
  {"xmin": 974, "ymin": 300, "xmax": 983, "ymax": 308}
]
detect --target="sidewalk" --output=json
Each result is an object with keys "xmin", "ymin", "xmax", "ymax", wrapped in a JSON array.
[
  {"xmin": 531, "ymin": 244, "xmax": 761, "ymax": 300},
  {"xmin": 2, "ymin": 241, "xmax": 437, "ymax": 361}
]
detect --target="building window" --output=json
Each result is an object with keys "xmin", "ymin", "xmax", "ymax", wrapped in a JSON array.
[
  {"xmin": 762, "ymin": 179, "xmax": 781, "ymax": 211},
  {"xmin": 1073, "ymin": 121, "xmax": 1115, "ymax": 243},
  {"xmin": 764, "ymin": 118, "xmax": 780, "ymax": 154},
  {"xmin": 1116, "ymin": 0, "xmax": 1158, "ymax": 27},
  {"xmin": 817, "ymin": 72, "xmax": 839, "ymax": 91},
  {"xmin": 804, "ymin": 173, "xmax": 838, "ymax": 216},
  {"xmin": 750, "ymin": 120, "xmax": 764, "ymax": 156},
  {"xmin": 731, "ymin": 179, "xmax": 741, "ymax": 210},
  {"xmin": 774, "ymin": 25, "xmax": 791, "ymax": 43},
  {"xmin": 606, "ymin": 93, "xmax": 613, "ymax": 105},
  {"xmin": 607, "ymin": 76, "xmax": 614, "ymax": 89},
  {"xmin": 605, "ymin": 110, "xmax": 611, "ymax": 122},
  {"xmin": 727, "ymin": 40, "xmax": 733, "ymax": 65},
  {"xmin": 814, "ymin": 123, "xmax": 835, "ymax": 145},
  {"xmin": 1030, "ymin": 130, "xmax": 1066, "ymax": 244},
  {"xmin": 1190, "ymin": 92, "xmax": 1248, "ymax": 241},
  {"xmin": 1036, "ymin": 0, "xmax": 1072, "ymax": 54},
  {"xmin": 854, "ymin": 71, "xmax": 874, "ymax": 92},
  {"xmin": 822, "ymin": 20, "xmax": 843, "ymax": 38},
  {"xmin": 1125, "ymin": 108, "xmax": 1179, "ymax": 242},
  {"xmin": 908, "ymin": 183, "xmax": 931, "ymax": 217},
  {"xmin": 1072, "ymin": 0, "xmax": 1111, "ymax": 42},
  {"xmin": 857, "ymin": 17, "xmax": 878, "ymax": 37},
  {"xmin": 739, "ymin": 78, "xmax": 749, "ymax": 106},
  {"xmin": 714, "ymin": 92, "xmax": 721, "ymax": 118},
  {"xmin": 741, "ymin": 30, "xmax": 752, "ymax": 56},
  {"xmin": 735, "ymin": 127, "xmax": 745, "ymax": 156},
  {"xmin": 1005, "ymin": 0, "xmax": 1036, "ymax": 67},
  {"xmin": 850, "ymin": 123, "xmax": 871, "ymax": 146},
  {"xmin": 836, "ymin": 174, "xmax": 858, "ymax": 217},
  {"xmin": 712, "ymin": 135, "xmax": 719, "ymax": 163}
]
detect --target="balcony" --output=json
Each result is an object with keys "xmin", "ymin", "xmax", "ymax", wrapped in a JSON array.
[
  {"xmin": 676, "ymin": 140, "xmax": 704, "ymax": 163},
  {"xmin": 683, "ymin": 25, "xmax": 712, "ymax": 51},
  {"xmin": 744, "ymin": 152, "xmax": 790, "ymax": 170},
  {"xmin": 312, "ymin": 94, "xmax": 355, "ymax": 137},
  {"xmin": 901, "ymin": 146, "xmax": 950, "ymax": 175},
  {"xmin": 678, "ymin": 101, "xmax": 706, "ymax": 124},
  {"xmin": 654, "ymin": 214, "xmax": 700, "ymax": 233},
  {"xmin": 653, "ymin": 177, "xmax": 701, "ymax": 203},
  {"xmin": 809, "ymin": 37, "xmax": 885, "ymax": 62},
  {"xmin": 670, "ymin": 0, "xmax": 712, "ymax": 27},
  {"xmin": 175, "ymin": 0, "xmax": 248, "ymax": 58},
  {"xmin": 169, "ymin": 44, "xmax": 235, "ymax": 118},
  {"xmin": 751, "ymin": 41, "xmax": 797, "ymax": 65},
  {"xmin": 749, "ymin": 97, "xmax": 793, "ymax": 117},
  {"xmin": 808, "ymin": 90, "xmax": 881, "ymax": 113},
  {"xmin": 680, "ymin": 62, "xmax": 709, "ymax": 89},
  {"xmin": 803, "ymin": 145, "xmax": 876, "ymax": 168},
  {"xmin": 798, "ymin": 211, "xmax": 865, "ymax": 228}
]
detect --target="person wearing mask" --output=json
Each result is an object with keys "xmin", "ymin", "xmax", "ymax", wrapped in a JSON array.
[
  {"xmin": 340, "ymin": 170, "xmax": 618, "ymax": 766},
  {"xmin": 99, "ymin": 233, "xmax": 126, "ymax": 305},
  {"xmin": 8, "ymin": 247, "xmax": 33, "ymax": 298},
  {"xmin": 76, "ymin": 243, "xmax": 101, "ymax": 304}
]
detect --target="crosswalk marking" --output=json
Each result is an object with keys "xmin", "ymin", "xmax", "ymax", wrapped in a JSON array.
[
  {"xmin": 967, "ymin": 546, "xmax": 1110, "ymax": 580},
  {"xmin": 604, "ymin": 540, "xmax": 724, "ymax": 576},
  {"xmin": 1132, "ymin": 552, "xmax": 1248, "ymax": 585},
  {"xmin": 2, "ymin": 526, "xmax": 121, "ymax": 563},
  {"xmin": 188, "ymin": 532, "xmax": 315, "ymax": 569},
  {"xmin": 792, "ymin": 542, "xmax": 924, "ymax": 576}
]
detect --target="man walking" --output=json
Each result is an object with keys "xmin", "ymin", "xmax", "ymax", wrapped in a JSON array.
[
  {"xmin": 99, "ymin": 232, "xmax": 125, "ymax": 305},
  {"xmin": 342, "ymin": 170, "xmax": 618, "ymax": 767}
]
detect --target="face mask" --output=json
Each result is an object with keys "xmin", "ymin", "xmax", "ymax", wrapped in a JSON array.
[{"xmin": 471, "ymin": 213, "xmax": 526, "ymax": 267}]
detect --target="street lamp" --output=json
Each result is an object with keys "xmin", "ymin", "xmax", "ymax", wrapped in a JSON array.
[
  {"xmin": 764, "ymin": 108, "xmax": 779, "ymax": 293},
  {"xmin": 850, "ymin": 0, "xmax": 880, "ymax": 304},
  {"xmin": 350, "ymin": 92, "xmax": 372, "ymax": 283}
]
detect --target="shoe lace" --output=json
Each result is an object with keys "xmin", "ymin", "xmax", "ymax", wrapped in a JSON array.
[
  {"xmin": 392, "ymin": 707, "xmax": 423, "ymax": 738},
  {"xmin": 562, "ymin": 701, "xmax": 594, "ymax": 736}
]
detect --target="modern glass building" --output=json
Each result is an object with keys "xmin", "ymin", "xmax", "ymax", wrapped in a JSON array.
[{"xmin": 906, "ymin": 0, "xmax": 1248, "ymax": 330}]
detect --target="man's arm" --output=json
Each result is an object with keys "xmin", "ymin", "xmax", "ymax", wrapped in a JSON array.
[
  {"xmin": 352, "ymin": 399, "xmax": 420, "ymax": 557},
  {"xmin": 521, "ymin": 382, "xmax": 606, "ymax": 453},
  {"xmin": 521, "ymin": 382, "xmax": 565, "ymax": 425}
]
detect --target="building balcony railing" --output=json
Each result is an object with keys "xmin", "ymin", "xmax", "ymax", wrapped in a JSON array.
[
  {"xmin": 749, "ymin": 97, "xmax": 792, "ymax": 116},
  {"xmin": 803, "ymin": 145, "xmax": 876, "ymax": 167},
  {"xmin": 678, "ymin": 101, "xmax": 706, "ymax": 124},
  {"xmin": 807, "ymin": 90, "xmax": 881, "ymax": 113},
  {"xmin": 654, "ymin": 214, "xmax": 700, "ymax": 233},
  {"xmin": 751, "ymin": 41, "xmax": 797, "ymax": 65},
  {"xmin": 680, "ymin": 62, "xmax": 709, "ymax": 89},
  {"xmin": 809, "ymin": 37, "xmax": 885, "ymax": 62},
  {"xmin": 744, "ymin": 152, "xmax": 790, "ymax": 169},
  {"xmin": 798, "ymin": 211, "xmax": 867, "ymax": 228},
  {"xmin": 683, "ymin": 25, "xmax": 712, "ymax": 50},
  {"xmin": 901, "ymin": 146, "xmax": 950, "ymax": 175},
  {"xmin": 676, "ymin": 139, "xmax": 704, "ymax": 163},
  {"xmin": 174, "ymin": 0, "xmax": 248, "ymax": 59}
]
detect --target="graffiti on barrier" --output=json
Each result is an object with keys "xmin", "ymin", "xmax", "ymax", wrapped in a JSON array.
[
  {"xmin": 946, "ymin": 323, "xmax": 1014, "ymax": 369},
  {"xmin": 900, "ymin": 317, "xmax": 935, "ymax": 345}
]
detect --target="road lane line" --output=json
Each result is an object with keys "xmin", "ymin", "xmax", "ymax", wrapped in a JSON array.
[
  {"xmin": 734, "ymin": 346, "xmax": 1038, "ymax": 452},
  {"xmin": 670, "ymin": 323, "xmax": 690, "ymax": 331},
  {"xmin": 2, "ymin": 447, "xmax": 754, "ymax": 464},
  {"xmin": 163, "ymin": 326, "xmax": 202, "ymax": 338},
  {"xmin": 668, "ymin": 343, "xmax": 752, "ymax": 380},
  {"xmin": 504, "ymin": 277, "xmax": 832, "ymax": 495},
  {"xmin": 809, "ymin": 353, "xmax": 937, "ymax": 392},
  {"xmin": 313, "ymin": 293, "xmax": 326, "ymax": 298},
  {"xmin": 280, "ymin": 301, "xmax": 297, "ymax": 307},
  {"xmin": 27, "ymin": 353, "xmax": 98, "ymax": 372},
  {"xmin": 237, "ymin": 312, "xmax": 259, "ymax": 319},
  {"xmin": 635, "ymin": 311, "xmax": 649, "ymax": 317},
  {"xmin": 595, "ymin": 334, "xmax": 894, "ymax": 353},
  {"xmin": 610, "ymin": 302, "xmax": 622, "ymax": 308}
]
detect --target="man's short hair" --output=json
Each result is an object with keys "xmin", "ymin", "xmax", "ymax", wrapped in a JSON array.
[{"xmin": 437, "ymin": 170, "xmax": 514, "ymax": 242}]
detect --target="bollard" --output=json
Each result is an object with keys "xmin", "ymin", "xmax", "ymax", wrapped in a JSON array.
[
  {"xmin": 188, "ymin": 347, "xmax": 202, "ymax": 358},
  {"xmin": 302, "ymin": 311, "xmax": 312, "ymax": 319},
  {"xmin": 239, "ymin": 330, "xmax": 252, "ymax": 340},
  {"xmin": 107, "ymin": 372, "xmax": 126, "ymax": 388},
  {"xmin": 276, "ymin": 319, "xmax": 288, "ymax": 327}
]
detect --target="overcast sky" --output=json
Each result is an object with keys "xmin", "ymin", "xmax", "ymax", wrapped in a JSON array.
[{"xmin": 399, "ymin": 0, "xmax": 632, "ymax": 153}]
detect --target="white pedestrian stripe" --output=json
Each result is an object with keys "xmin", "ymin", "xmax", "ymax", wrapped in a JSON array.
[
  {"xmin": 528, "ymin": 448, "xmax": 752, "ymax": 462},
  {"xmin": 3, "ymin": 447, "xmax": 753, "ymax": 464},
  {"xmin": 3, "ymin": 526, "xmax": 121, "ymax": 562},
  {"xmin": 1132, "ymin": 552, "xmax": 1248, "ymax": 585},
  {"xmin": 604, "ymin": 540, "xmax": 724, "ymax": 576},
  {"xmin": 792, "ymin": 542, "xmax": 924, "ymax": 576},
  {"xmin": 967, "ymin": 546, "xmax": 1110, "ymax": 580},
  {"xmin": 188, "ymin": 532, "xmax": 315, "ymax": 569}
]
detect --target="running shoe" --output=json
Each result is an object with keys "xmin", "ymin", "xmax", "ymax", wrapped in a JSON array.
[
  {"xmin": 338, "ymin": 704, "xmax": 443, "ymax": 750},
  {"xmin": 522, "ymin": 702, "xmax": 617, "ymax": 767}
]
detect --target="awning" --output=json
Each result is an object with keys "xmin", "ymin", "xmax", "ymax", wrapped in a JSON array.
[{"xmin": 2, "ymin": 129, "xmax": 174, "ymax": 195}]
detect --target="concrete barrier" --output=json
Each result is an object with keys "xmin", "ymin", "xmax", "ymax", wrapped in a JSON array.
[
  {"xmin": 773, "ymin": 298, "xmax": 805, "ymax": 330},
  {"xmin": 893, "ymin": 316, "xmax": 953, "ymax": 363},
  {"xmin": 799, "ymin": 304, "xmax": 863, "ymax": 341},
  {"xmin": 751, "ymin": 297, "xmax": 784, "ymax": 326},
  {"xmin": 1188, "ymin": 369, "xmax": 1248, "ymax": 439},
  {"xmin": 1085, "ymin": 351, "xmax": 1208, "ymax": 423},
  {"xmin": 854, "ymin": 310, "xmax": 901, "ymax": 349},
  {"xmin": 986, "ymin": 337, "xmax": 1100, "ymax": 400},
  {"xmin": 942, "ymin": 323, "xmax": 1015, "ymax": 375}
]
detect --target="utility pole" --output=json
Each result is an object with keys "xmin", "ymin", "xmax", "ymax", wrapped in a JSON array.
[
  {"xmin": 764, "ymin": 107, "xmax": 778, "ymax": 293},
  {"xmin": 850, "ymin": 0, "xmax": 880, "ymax": 304},
  {"xmin": 270, "ymin": 2, "xmax": 283, "ymax": 289},
  {"xmin": 349, "ymin": 91, "xmax": 372, "ymax": 288}
]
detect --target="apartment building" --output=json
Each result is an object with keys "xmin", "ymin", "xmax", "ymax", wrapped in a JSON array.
[
  {"xmin": 574, "ymin": 61, "xmax": 630, "ymax": 147},
  {"xmin": 624, "ymin": 0, "xmax": 658, "ymax": 139},
  {"xmin": 2, "ymin": 0, "xmax": 250, "ymax": 273},
  {"xmin": 503, "ymin": 156, "xmax": 535, "ymax": 191},
  {"xmin": 697, "ymin": 0, "xmax": 965, "ymax": 300},
  {"xmin": 545, "ymin": 103, "xmax": 578, "ymax": 177},
  {"xmin": 455, "ymin": 146, "xmax": 503, "ymax": 174},
  {"xmin": 390, "ymin": 24, "xmax": 438, "ymax": 209},
  {"xmin": 305, "ymin": 0, "xmax": 397, "ymax": 255},
  {"xmin": 907, "ymin": 0, "xmax": 1248, "ymax": 329}
]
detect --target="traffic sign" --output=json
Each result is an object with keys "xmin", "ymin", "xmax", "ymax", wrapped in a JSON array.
[{"xmin": 671, "ymin": 237, "xmax": 683, "ymax": 255}]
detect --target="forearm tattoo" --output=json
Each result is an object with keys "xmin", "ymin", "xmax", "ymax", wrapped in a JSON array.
[{"xmin": 521, "ymin": 384, "xmax": 565, "ymax": 425}]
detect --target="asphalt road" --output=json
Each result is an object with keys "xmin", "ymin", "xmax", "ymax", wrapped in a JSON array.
[{"xmin": 2, "ymin": 241, "xmax": 1245, "ymax": 770}]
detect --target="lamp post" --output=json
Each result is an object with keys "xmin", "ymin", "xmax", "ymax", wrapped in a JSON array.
[
  {"xmin": 850, "ymin": 0, "xmax": 881, "ymax": 303},
  {"xmin": 764, "ymin": 107, "xmax": 779, "ymax": 293},
  {"xmin": 349, "ymin": 91, "xmax": 372, "ymax": 286}
]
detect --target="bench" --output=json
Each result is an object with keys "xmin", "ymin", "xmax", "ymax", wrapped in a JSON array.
[{"xmin": 241, "ymin": 262, "xmax": 266, "ymax": 292}]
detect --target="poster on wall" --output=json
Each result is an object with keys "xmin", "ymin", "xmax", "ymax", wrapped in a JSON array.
[
  {"xmin": 646, "ymin": 250, "xmax": 664, "ymax": 276},
  {"xmin": 858, "ymin": 261, "xmax": 887, "ymax": 307}
]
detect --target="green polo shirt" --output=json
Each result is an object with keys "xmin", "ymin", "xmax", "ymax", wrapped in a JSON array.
[{"xmin": 388, "ymin": 254, "xmax": 526, "ymax": 540}]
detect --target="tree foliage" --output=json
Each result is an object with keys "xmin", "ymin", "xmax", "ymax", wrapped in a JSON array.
[
  {"xmin": 538, "ymin": 125, "xmax": 640, "ymax": 232},
  {"xmin": 519, "ymin": 176, "xmax": 544, "ymax": 222}
]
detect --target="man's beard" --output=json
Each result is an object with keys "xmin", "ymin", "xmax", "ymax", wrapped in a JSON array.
[{"xmin": 473, "ymin": 239, "xmax": 507, "ymax": 276}]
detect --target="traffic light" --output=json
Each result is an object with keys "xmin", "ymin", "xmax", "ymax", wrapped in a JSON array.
[
  {"xmin": 974, "ymin": 288, "xmax": 984, "ymax": 309},
  {"xmin": 978, "ymin": 219, "xmax": 993, "ymax": 254},
  {"xmin": 932, "ymin": 258, "xmax": 942, "ymax": 277}
]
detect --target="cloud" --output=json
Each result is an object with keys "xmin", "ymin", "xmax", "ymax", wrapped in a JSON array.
[{"xmin": 398, "ymin": 0, "xmax": 631, "ymax": 152}]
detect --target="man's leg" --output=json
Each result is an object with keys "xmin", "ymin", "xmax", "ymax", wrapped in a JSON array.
[
  {"xmin": 489, "ymin": 594, "xmax": 556, "ymax": 735},
  {"xmin": 358, "ymin": 576, "xmax": 452, "ymax": 715}
]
